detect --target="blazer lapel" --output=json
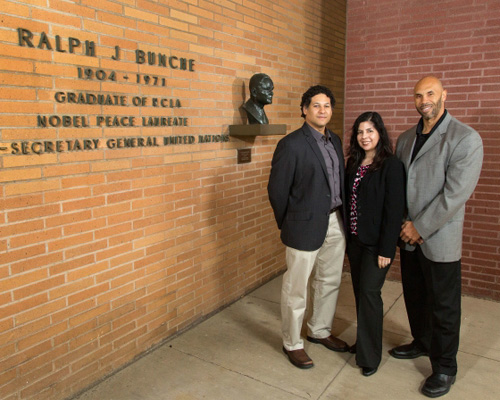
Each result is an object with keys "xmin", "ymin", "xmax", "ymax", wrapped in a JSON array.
[
  {"xmin": 412, "ymin": 130, "xmax": 443, "ymax": 164},
  {"xmin": 412, "ymin": 113, "xmax": 452, "ymax": 164},
  {"xmin": 348, "ymin": 167, "xmax": 356, "ymax": 189},
  {"xmin": 400, "ymin": 131, "xmax": 415, "ymax": 169},
  {"xmin": 303, "ymin": 124, "xmax": 330, "ymax": 183},
  {"xmin": 361, "ymin": 168, "xmax": 373, "ymax": 187},
  {"xmin": 330, "ymin": 129, "xmax": 345, "ymax": 179}
]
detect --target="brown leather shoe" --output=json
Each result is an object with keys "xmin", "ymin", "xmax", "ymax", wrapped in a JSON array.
[
  {"xmin": 282, "ymin": 347, "xmax": 314, "ymax": 369},
  {"xmin": 306, "ymin": 335, "xmax": 349, "ymax": 352}
]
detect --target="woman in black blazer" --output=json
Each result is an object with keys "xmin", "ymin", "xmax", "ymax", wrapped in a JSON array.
[{"xmin": 345, "ymin": 112, "xmax": 405, "ymax": 376}]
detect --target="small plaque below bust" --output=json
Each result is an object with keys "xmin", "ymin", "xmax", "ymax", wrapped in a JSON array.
[{"xmin": 237, "ymin": 148, "xmax": 252, "ymax": 164}]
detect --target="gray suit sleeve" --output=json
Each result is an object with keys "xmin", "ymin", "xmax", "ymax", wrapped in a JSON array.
[{"xmin": 413, "ymin": 130, "xmax": 483, "ymax": 240}]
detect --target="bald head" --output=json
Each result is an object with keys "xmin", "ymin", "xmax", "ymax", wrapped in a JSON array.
[
  {"xmin": 414, "ymin": 76, "xmax": 447, "ymax": 123},
  {"xmin": 415, "ymin": 76, "xmax": 444, "ymax": 93}
]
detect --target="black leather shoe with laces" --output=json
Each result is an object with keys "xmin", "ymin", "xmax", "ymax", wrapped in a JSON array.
[
  {"xmin": 421, "ymin": 373, "xmax": 456, "ymax": 398},
  {"xmin": 389, "ymin": 342, "xmax": 428, "ymax": 359}
]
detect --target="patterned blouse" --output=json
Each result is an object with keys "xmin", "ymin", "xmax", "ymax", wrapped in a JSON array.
[{"xmin": 350, "ymin": 164, "xmax": 371, "ymax": 235}]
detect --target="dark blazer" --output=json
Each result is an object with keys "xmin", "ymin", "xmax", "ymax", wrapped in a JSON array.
[
  {"xmin": 267, "ymin": 123, "xmax": 346, "ymax": 251},
  {"xmin": 345, "ymin": 156, "xmax": 405, "ymax": 259}
]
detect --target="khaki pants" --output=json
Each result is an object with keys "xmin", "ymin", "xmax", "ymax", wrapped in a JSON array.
[{"xmin": 281, "ymin": 210, "xmax": 346, "ymax": 351}]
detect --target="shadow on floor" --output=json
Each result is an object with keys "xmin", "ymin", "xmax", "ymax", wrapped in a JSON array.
[{"xmin": 73, "ymin": 273, "xmax": 500, "ymax": 400}]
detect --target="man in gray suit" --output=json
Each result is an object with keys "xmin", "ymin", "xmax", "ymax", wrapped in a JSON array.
[{"xmin": 390, "ymin": 76, "xmax": 483, "ymax": 398}]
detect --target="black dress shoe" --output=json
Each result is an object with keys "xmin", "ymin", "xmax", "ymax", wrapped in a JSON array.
[
  {"xmin": 421, "ymin": 373, "xmax": 456, "ymax": 398},
  {"xmin": 389, "ymin": 342, "xmax": 428, "ymax": 359},
  {"xmin": 361, "ymin": 366, "xmax": 377, "ymax": 377}
]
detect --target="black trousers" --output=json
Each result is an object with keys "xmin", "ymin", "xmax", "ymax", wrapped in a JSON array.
[
  {"xmin": 400, "ymin": 246, "xmax": 461, "ymax": 376},
  {"xmin": 348, "ymin": 235, "xmax": 390, "ymax": 369}
]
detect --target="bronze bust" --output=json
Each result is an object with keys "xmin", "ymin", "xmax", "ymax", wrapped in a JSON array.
[{"xmin": 242, "ymin": 73, "xmax": 274, "ymax": 124}]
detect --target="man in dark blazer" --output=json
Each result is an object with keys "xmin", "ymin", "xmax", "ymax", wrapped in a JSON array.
[
  {"xmin": 391, "ymin": 76, "xmax": 483, "ymax": 398},
  {"xmin": 268, "ymin": 85, "xmax": 349, "ymax": 369}
]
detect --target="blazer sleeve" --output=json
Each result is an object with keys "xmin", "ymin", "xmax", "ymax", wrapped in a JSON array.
[
  {"xmin": 267, "ymin": 137, "xmax": 295, "ymax": 229},
  {"xmin": 413, "ymin": 130, "xmax": 483, "ymax": 240},
  {"xmin": 379, "ymin": 157, "xmax": 406, "ymax": 259}
]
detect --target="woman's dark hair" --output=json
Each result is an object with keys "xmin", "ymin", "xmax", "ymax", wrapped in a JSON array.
[
  {"xmin": 346, "ymin": 111, "xmax": 393, "ymax": 173},
  {"xmin": 300, "ymin": 85, "xmax": 335, "ymax": 118}
]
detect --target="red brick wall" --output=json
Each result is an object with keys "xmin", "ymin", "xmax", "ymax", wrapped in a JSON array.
[
  {"xmin": 0, "ymin": 1, "xmax": 346, "ymax": 399},
  {"xmin": 345, "ymin": 0, "xmax": 500, "ymax": 300}
]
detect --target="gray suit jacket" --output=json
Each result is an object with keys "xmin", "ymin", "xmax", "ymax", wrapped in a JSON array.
[{"xmin": 396, "ymin": 112, "xmax": 483, "ymax": 262}]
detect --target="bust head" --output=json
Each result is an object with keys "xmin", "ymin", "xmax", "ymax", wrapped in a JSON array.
[
  {"xmin": 249, "ymin": 73, "xmax": 274, "ymax": 106},
  {"xmin": 243, "ymin": 73, "xmax": 274, "ymax": 124}
]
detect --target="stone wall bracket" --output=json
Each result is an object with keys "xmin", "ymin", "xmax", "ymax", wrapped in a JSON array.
[{"xmin": 229, "ymin": 124, "xmax": 286, "ymax": 137}]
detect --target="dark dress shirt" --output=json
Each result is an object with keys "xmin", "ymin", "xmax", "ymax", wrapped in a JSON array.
[
  {"xmin": 306, "ymin": 123, "xmax": 342, "ymax": 210},
  {"xmin": 411, "ymin": 110, "xmax": 448, "ymax": 163}
]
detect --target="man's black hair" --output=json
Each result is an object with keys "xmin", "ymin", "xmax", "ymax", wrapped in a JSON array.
[{"xmin": 300, "ymin": 85, "xmax": 335, "ymax": 118}]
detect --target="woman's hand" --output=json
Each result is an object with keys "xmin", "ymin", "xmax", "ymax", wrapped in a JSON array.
[{"xmin": 378, "ymin": 256, "xmax": 391, "ymax": 269}]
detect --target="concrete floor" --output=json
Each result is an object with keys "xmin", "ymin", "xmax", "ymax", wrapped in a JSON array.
[{"xmin": 73, "ymin": 273, "xmax": 500, "ymax": 400}]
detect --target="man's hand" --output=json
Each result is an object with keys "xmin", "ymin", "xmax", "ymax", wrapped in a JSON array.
[{"xmin": 400, "ymin": 221, "xmax": 424, "ymax": 245}]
